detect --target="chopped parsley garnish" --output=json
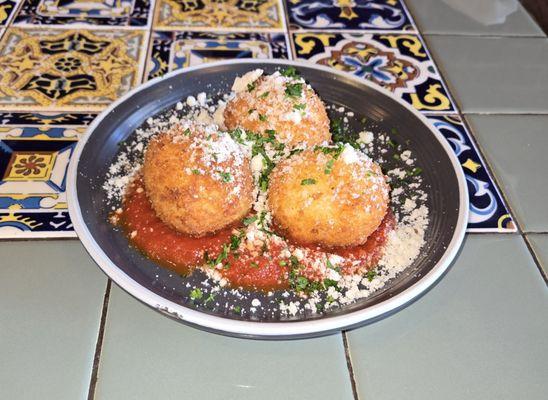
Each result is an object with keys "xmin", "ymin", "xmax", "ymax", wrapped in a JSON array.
[
  {"xmin": 183, "ymin": 128, "xmax": 191, "ymax": 136},
  {"xmin": 326, "ymin": 295, "xmax": 335, "ymax": 303},
  {"xmin": 204, "ymin": 292, "xmax": 216, "ymax": 305},
  {"xmin": 233, "ymin": 305, "xmax": 241, "ymax": 314},
  {"xmin": 191, "ymin": 169, "xmax": 201, "ymax": 175},
  {"xmin": 326, "ymin": 258, "xmax": 340, "ymax": 272},
  {"xmin": 259, "ymin": 91, "xmax": 270, "ymax": 99},
  {"xmin": 229, "ymin": 232, "xmax": 243, "ymax": 251},
  {"xmin": 324, "ymin": 159, "xmax": 335, "ymax": 174},
  {"xmin": 330, "ymin": 118, "xmax": 358, "ymax": 147},
  {"xmin": 360, "ymin": 117, "xmax": 368, "ymax": 124},
  {"xmin": 279, "ymin": 260, "xmax": 287, "ymax": 266},
  {"xmin": 250, "ymin": 262, "xmax": 260, "ymax": 269},
  {"xmin": 248, "ymin": 108, "xmax": 256, "ymax": 115},
  {"xmin": 295, "ymin": 276, "xmax": 309, "ymax": 291},
  {"xmin": 316, "ymin": 143, "xmax": 345, "ymax": 159},
  {"xmin": 293, "ymin": 103, "xmax": 306, "ymax": 111},
  {"xmin": 228, "ymin": 128, "xmax": 245, "ymax": 144},
  {"xmin": 393, "ymin": 154, "xmax": 401, "ymax": 160},
  {"xmin": 391, "ymin": 127, "xmax": 398, "ymax": 135},
  {"xmin": 366, "ymin": 269, "xmax": 377, "ymax": 282},
  {"xmin": 243, "ymin": 215, "xmax": 258, "ymax": 226},
  {"xmin": 301, "ymin": 178, "xmax": 317, "ymax": 185},
  {"xmin": 387, "ymin": 139, "xmax": 398, "ymax": 148},
  {"xmin": 258, "ymin": 113, "xmax": 268, "ymax": 122},
  {"xmin": 324, "ymin": 278, "xmax": 338, "ymax": 288},
  {"xmin": 189, "ymin": 288, "xmax": 203, "ymax": 300},
  {"xmin": 281, "ymin": 66, "xmax": 298, "ymax": 78},
  {"xmin": 218, "ymin": 171, "xmax": 232, "ymax": 182},
  {"xmin": 408, "ymin": 167, "xmax": 423, "ymax": 177},
  {"xmin": 285, "ymin": 82, "xmax": 303, "ymax": 98},
  {"xmin": 247, "ymin": 82, "xmax": 256, "ymax": 92}
]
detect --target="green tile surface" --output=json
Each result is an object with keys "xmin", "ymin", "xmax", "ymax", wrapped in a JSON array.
[
  {"xmin": 527, "ymin": 234, "xmax": 548, "ymax": 276},
  {"xmin": 405, "ymin": 0, "xmax": 544, "ymax": 36},
  {"xmin": 95, "ymin": 285, "xmax": 354, "ymax": 400},
  {"xmin": 465, "ymin": 114, "xmax": 548, "ymax": 232},
  {"xmin": 0, "ymin": 241, "xmax": 107, "ymax": 400},
  {"xmin": 424, "ymin": 36, "xmax": 548, "ymax": 113},
  {"xmin": 346, "ymin": 235, "xmax": 548, "ymax": 400}
]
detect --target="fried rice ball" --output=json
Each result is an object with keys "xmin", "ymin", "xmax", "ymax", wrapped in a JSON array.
[
  {"xmin": 267, "ymin": 144, "xmax": 390, "ymax": 248},
  {"xmin": 224, "ymin": 69, "xmax": 331, "ymax": 148},
  {"xmin": 142, "ymin": 122, "xmax": 253, "ymax": 236}
]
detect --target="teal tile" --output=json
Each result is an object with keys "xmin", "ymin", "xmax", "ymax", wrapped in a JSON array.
[
  {"xmin": 527, "ymin": 234, "xmax": 548, "ymax": 276},
  {"xmin": 0, "ymin": 241, "xmax": 107, "ymax": 400},
  {"xmin": 96, "ymin": 286, "xmax": 354, "ymax": 400},
  {"xmin": 465, "ymin": 115, "xmax": 548, "ymax": 232},
  {"xmin": 347, "ymin": 235, "xmax": 548, "ymax": 400},
  {"xmin": 424, "ymin": 36, "xmax": 548, "ymax": 113},
  {"xmin": 405, "ymin": 0, "xmax": 544, "ymax": 36}
]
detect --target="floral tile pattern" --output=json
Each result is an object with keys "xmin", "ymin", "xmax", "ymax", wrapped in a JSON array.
[
  {"xmin": 0, "ymin": 0, "xmax": 515, "ymax": 237},
  {"xmin": 286, "ymin": 0, "xmax": 415, "ymax": 32},
  {"xmin": 147, "ymin": 31, "xmax": 289, "ymax": 80},
  {"xmin": 428, "ymin": 114, "xmax": 516, "ymax": 232},
  {"xmin": 0, "ymin": 0, "xmax": 17, "ymax": 26},
  {"xmin": 153, "ymin": 0, "xmax": 285, "ymax": 31},
  {"xmin": 13, "ymin": 0, "xmax": 154, "ymax": 27},
  {"xmin": 0, "ymin": 28, "xmax": 147, "ymax": 112},
  {"xmin": 0, "ymin": 123, "xmax": 86, "ymax": 237},
  {"xmin": 291, "ymin": 32, "xmax": 456, "ymax": 113}
]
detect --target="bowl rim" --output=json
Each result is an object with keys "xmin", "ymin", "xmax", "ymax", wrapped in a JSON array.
[{"xmin": 67, "ymin": 59, "xmax": 469, "ymax": 338}]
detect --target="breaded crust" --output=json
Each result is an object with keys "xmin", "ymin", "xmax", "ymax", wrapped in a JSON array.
[
  {"xmin": 142, "ymin": 123, "xmax": 253, "ymax": 236},
  {"xmin": 224, "ymin": 74, "xmax": 330, "ymax": 148},
  {"xmin": 267, "ymin": 146, "xmax": 390, "ymax": 247}
]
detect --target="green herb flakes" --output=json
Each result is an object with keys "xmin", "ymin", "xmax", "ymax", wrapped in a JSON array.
[
  {"xmin": 259, "ymin": 91, "xmax": 270, "ymax": 99},
  {"xmin": 301, "ymin": 178, "xmax": 317, "ymax": 186},
  {"xmin": 293, "ymin": 103, "xmax": 306, "ymax": 111},
  {"xmin": 281, "ymin": 66, "xmax": 298, "ymax": 78},
  {"xmin": 285, "ymin": 82, "xmax": 303, "ymax": 98},
  {"xmin": 324, "ymin": 159, "xmax": 335, "ymax": 174},
  {"xmin": 247, "ymin": 82, "xmax": 256, "ymax": 92},
  {"xmin": 366, "ymin": 269, "xmax": 377, "ymax": 282},
  {"xmin": 258, "ymin": 113, "xmax": 268, "ymax": 122},
  {"xmin": 243, "ymin": 215, "xmax": 258, "ymax": 226},
  {"xmin": 191, "ymin": 169, "xmax": 201, "ymax": 175},
  {"xmin": 218, "ymin": 171, "xmax": 232, "ymax": 182},
  {"xmin": 189, "ymin": 288, "xmax": 203, "ymax": 300}
]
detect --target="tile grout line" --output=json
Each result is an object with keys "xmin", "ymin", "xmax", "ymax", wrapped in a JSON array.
[
  {"xmin": 87, "ymin": 279, "xmax": 112, "ymax": 400},
  {"xmin": 342, "ymin": 331, "xmax": 360, "ymax": 400},
  {"xmin": 521, "ymin": 235, "xmax": 548, "ymax": 284}
]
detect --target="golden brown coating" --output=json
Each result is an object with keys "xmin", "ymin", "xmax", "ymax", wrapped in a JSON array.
[
  {"xmin": 142, "ymin": 122, "xmax": 253, "ymax": 236},
  {"xmin": 267, "ymin": 145, "xmax": 390, "ymax": 248},
  {"xmin": 224, "ymin": 71, "xmax": 331, "ymax": 148}
]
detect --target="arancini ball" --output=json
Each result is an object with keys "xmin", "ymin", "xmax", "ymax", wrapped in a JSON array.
[
  {"xmin": 267, "ymin": 144, "xmax": 390, "ymax": 248},
  {"xmin": 142, "ymin": 121, "xmax": 253, "ymax": 237},
  {"xmin": 224, "ymin": 69, "xmax": 331, "ymax": 148}
]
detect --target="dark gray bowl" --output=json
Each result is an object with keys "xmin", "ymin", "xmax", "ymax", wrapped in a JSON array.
[{"xmin": 68, "ymin": 60, "xmax": 468, "ymax": 339}]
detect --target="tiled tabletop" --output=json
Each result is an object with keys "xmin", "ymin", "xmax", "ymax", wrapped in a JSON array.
[{"xmin": 0, "ymin": 1, "xmax": 547, "ymax": 399}]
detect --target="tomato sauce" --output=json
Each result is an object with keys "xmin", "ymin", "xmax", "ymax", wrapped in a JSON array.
[
  {"xmin": 115, "ymin": 178, "xmax": 395, "ymax": 291},
  {"xmin": 115, "ymin": 178, "xmax": 232, "ymax": 275}
]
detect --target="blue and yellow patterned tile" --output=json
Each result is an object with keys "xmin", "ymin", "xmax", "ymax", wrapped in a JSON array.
[
  {"xmin": 13, "ymin": 0, "xmax": 154, "ymax": 27},
  {"xmin": 427, "ymin": 114, "xmax": 515, "ymax": 232},
  {"xmin": 0, "ymin": 0, "xmax": 18, "ymax": 26},
  {"xmin": 286, "ymin": 0, "xmax": 416, "ymax": 32},
  {"xmin": 292, "ymin": 32, "xmax": 457, "ymax": 113},
  {"xmin": 0, "ymin": 124, "xmax": 85, "ymax": 238},
  {"xmin": 0, "ymin": 111, "xmax": 97, "ymax": 125},
  {"xmin": 0, "ymin": 27, "xmax": 148, "ymax": 112},
  {"xmin": 153, "ymin": 0, "xmax": 285, "ymax": 32},
  {"xmin": 147, "ymin": 31, "xmax": 290, "ymax": 80}
]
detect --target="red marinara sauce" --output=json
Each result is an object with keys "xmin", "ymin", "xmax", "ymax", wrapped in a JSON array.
[
  {"xmin": 114, "ymin": 178, "xmax": 395, "ymax": 291},
  {"xmin": 114, "ymin": 178, "xmax": 232, "ymax": 275}
]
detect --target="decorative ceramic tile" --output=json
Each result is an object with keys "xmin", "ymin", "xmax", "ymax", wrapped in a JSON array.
[
  {"xmin": 14, "ymin": 0, "xmax": 153, "ymax": 27},
  {"xmin": 0, "ymin": 28, "xmax": 148, "ymax": 112},
  {"xmin": 153, "ymin": 0, "xmax": 285, "ymax": 31},
  {"xmin": 427, "ymin": 114, "xmax": 515, "ymax": 232},
  {"xmin": 0, "ymin": 125, "xmax": 83, "ymax": 237},
  {"xmin": 147, "ymin": 31, "xmax": 289, "ymax": 80},
  {"xmin": 292, "ymin": 32, "xmax": 456, "ymax": 113},
  {"xmin": 0, "ymin": 0, "xmax": 18, "ymax": 26},
  {"xmin": 286, "ymin": 0, "xmax": 415, "ymax": 31},
  {"xmin": 0, "ymin": 111, "xmax": 96, "ymax": 125}
]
